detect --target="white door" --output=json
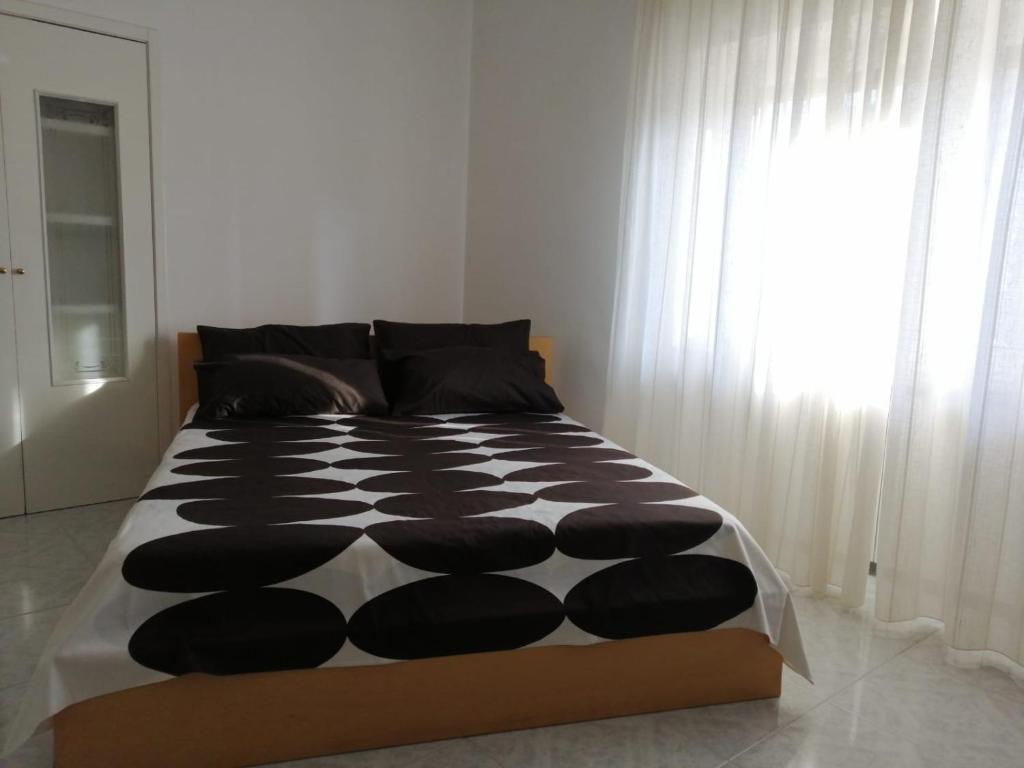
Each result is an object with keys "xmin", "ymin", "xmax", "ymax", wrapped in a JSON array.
[
  {"xmin": 0, "ymin": 134, "xmax": 23, "ymax": 518},
  {"xmin": 0, "ymin": 15, "xmax": 158, "ymax": 513}
]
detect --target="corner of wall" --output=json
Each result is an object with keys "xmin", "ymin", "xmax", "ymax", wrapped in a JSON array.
[{"xmin": 458, "ymin": 0, "xmax": 478, "ymax": 323}]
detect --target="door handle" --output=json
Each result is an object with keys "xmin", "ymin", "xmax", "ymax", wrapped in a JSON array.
[
  {"xmin": 0, "ymin": 267, "xmax": 7, "ymax": 275},
  {"xmin": 13, "ymin": 268, "xmax": 25, "ymax": 275}
]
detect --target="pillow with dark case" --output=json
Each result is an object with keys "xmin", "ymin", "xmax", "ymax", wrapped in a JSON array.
[
  {"xmin": 382, "ymin": 346, "xmax": 563, "ymax": 415},
  {"xmin": 372, "ymin": 319, "xmax": 530, "ymax": 354},
  {"xmin": 195, "ymin": 354, "xmax": 387, "ymax": 419},
  {"xmin": 198, "ymin": 323, "xmax": 371, "ymax": 362}
]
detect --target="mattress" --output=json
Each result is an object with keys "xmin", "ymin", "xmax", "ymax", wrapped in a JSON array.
[{"xmin": 6, "ymin": 410, "xmax": 810, "ymax": 754}]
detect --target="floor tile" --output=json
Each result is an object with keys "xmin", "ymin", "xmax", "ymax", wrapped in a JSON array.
[
  {"xmin": 0, "ymin": 685, "xmax": 51, "ymax": 768},
  {"xmin": 469, "ymin": 700, "xmax": 772, "ymax": 768},
  {"xmin": 18, "ymin": 500, "xmax": 132, "ymax": 535},
  {"xmin": 264, "ymin": 736, "xmax": 503, "ymax": 767},
  {"xmin": 0, "ymin": 733, "xmax": 50, "ymax": 768},
  {"xmin": 30, "ymin": 501, "xmax": 131, "ymax": 560},
  {"xmin": 0, "ymin": 564, "xmax": 91, "ymax": 620},
  {"xmin": 828, "ymin": 636, "xmax": 1024, "ymax": 768},
  {"xmin": 0, "ymin": 528, "xmax": 92, "ymax": 575},
  {"xmin": 730, "ymin": 702, "xmax": 929, "ymax": 767},
  {"xmin": 0, "ymin": 501, "xmax": 128, "ymax": 621},
  {"xmin": 0, "ymin": 608, "xmax": 62, "ymax": 691},
  {"xmin": 895, "ymin": 632, "xmax": 1024, "ymax": 696},
  {"xmin": 0, "ymin": 684, "xmax": 25, "ymax": 743},
  {"xmin": 789, "ymin": 592, "xmax": 937, "ymax": 697}
]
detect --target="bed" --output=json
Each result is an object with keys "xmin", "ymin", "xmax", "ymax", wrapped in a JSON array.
[{"xmin": 5, "ymin": 331, "xmax": 809, "ymax": 768}]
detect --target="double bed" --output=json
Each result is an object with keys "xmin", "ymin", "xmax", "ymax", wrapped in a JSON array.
[{"xmin": 5, "ymin": 332, "xmax": 809, "ymax": 768}]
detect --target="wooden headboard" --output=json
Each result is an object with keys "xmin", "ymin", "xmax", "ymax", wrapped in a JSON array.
[{"xmin": 177, "ymin": 332, "xmax": 555, "ymax": 423}]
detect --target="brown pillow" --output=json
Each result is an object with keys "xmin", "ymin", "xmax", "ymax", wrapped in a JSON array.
[
  {"xmin": 381, "ymin": 346, "xmax": 562, "ymax": 415},
  {"xmin": 195, "ymin": 354, "xmax": 387, "ymax": 419},
  {"xmin": 372, "ymin": 319, "xmax": 530, "ymax": 354},
  {"xmin": 198, "ymin": 323, "xmax": 371, "ymax": 361}
]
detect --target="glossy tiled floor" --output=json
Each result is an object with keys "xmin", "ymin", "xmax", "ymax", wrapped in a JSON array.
[{"xmin": 1, "ymin": 502, "xmax": 1022, "ymax": 767}]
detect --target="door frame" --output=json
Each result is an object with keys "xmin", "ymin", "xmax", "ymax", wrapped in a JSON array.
[{"xmin": 0, "ymin": 0, "xmax": 174, "ymax": 449}]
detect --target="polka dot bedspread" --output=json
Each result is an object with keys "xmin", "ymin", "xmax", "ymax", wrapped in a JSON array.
[{"xmin": 6, "ymin": 410, "xmax": 810, "ymax": 753}]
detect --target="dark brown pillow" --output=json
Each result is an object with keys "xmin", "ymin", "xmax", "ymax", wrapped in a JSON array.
[
  {"xmin": 195, "ymin": 354, "xmax": 387, "ymax": 419},
  {"xmin": 372, "ymin": 319, "xmax": 530, "ymax": 354},
  {"xmin": 381, "ymin": 346, "xmax": 562, "ymax": 415},
  {"xmin": 198, "ymin": 323, "xmax": 371, "ymax": 361}
]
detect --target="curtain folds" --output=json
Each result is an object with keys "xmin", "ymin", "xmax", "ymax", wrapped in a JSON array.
[{"xmin": 605, "ymin": 0, "xmax": 1024, "ymax": 667}]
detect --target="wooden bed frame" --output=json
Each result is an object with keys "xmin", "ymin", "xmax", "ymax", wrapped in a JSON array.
[{"xmin": 52, "ymin": 331, "xmax": 783, "ymax": 768}]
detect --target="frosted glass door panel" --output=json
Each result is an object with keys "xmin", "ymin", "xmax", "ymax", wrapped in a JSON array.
[{"xmin": 39, "ymin": 96, "xmax": 125, "ymax": 383}]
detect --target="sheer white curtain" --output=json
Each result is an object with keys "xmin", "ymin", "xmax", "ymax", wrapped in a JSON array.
[
  {"xmin": 605, "ymin": 0, "xmax": 1024, "ymax": 666},
  {"xmin": 876, "ymin": 0, "xmax": 1024, "ymax": 667}
]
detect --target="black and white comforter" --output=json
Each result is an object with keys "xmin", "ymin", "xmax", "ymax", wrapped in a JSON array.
[{"xmin": 7, "ymin": 411, "xmax": 810, "ymax": 752}]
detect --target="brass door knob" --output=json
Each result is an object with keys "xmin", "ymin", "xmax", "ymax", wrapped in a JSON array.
[
  {"xmin": 0, "ymin": 267, "xmax": 7, "ymax": 275},
  {"xmin": 13, "ymin": 268, "xmax": 25, "ymax": 275}
]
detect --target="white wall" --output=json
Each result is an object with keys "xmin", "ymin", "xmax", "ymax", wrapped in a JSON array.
[
  {"xmin": 36, "ymin": 0, "xmax": 472, "ymax": 441},
  {"xmin": 464, "ymin": 0, "xmax": 637, "ymax": 427},
  {"xmin": 43, "ymin": 0, "xmax": 474, "ymax": 332},
  {"xmin": 33, "ymin": 0, "xmax": 638, "ymax": 432}
]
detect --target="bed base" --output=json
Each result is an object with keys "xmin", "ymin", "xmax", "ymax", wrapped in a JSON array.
[{"xmin": 54, "ymin": 628, "xmax": 781, "ymax": 768}]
